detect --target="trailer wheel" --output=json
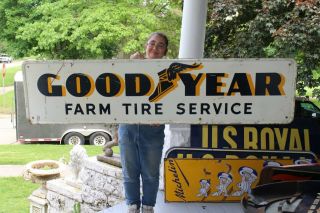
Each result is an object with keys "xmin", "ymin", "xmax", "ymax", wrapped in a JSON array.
[
  {"xmin": 64, "ymin": 132, "xmax": 85, "ymax": 145},
  {"xmin": 89, "ymin": 132, "xmax": 111, "ymax": 146}
]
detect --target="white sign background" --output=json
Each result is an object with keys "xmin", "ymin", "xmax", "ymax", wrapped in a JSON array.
[{"xmin": 22, "ymin": 59, "xmax": 297, "ymax": 124}]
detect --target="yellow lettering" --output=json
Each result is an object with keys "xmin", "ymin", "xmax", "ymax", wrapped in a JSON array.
[
  {"xmin": 135, "ymin": 76, "xmax": 140, "ymax": 93},
  {"xmin": 113, "ymin": 73, "xmax": 125, "ymax": 97},
  {"xmin": 217, "ymin": 73, "xmax": 228, "ymax": 95},
  {"xmin": 262, "ymin": 156, "xmax": 278, "ymax": 160},
  {"xmin": 244, "ymin": 127, "xmax": 258, "ymax": 149},
  {"xmin": 202, "ymin": 125, "xmax": 208, "ymax": 148},
  {"xmin": 265, "ymin": 76, "xmax": 271, "ymax": 95},
  {"xmin": 105, "ymin": 76, "xmax": 111, "ymax": 93},
  {"xmin": 202, "ymin": 154, "xmax": 214, "ymax": 159},
  {"xmin": 304, "ymin": 129, "xmax": 310, "ymax": 151},
  {"xmin": 84, "ymin": 74, "xmax": 95, "ymax": 97},
  {"xmin": 76, "ymin": 77, "xmax": 81, "ymax": 94},
  {"xmin": 211, "ymin": 126, "xmax": 218, "ymax": 148},
  {"xmin": 47, "ymin": 75, "xmax": 66, "ymax": 96},
  {"xmin": 226, "ymin": 155, "xmax": 239, "ymax": 159},
  {"xmin": 144, "ymin": 74, "xmax": 155, "ymax": 96},
  {"xmin": 47, "ymin": 77, "xmax": 53, "ymax": 94},
  {"xmin": 261, "ymin": 128, "xmax": 275, "ymax": 150},
  {"xmin": 223, "ymin": 126, "xmax": 237, "ymax": 148},
  {"xmin": 177, "ymin": 154, "xmax": 184, "ymax": 158},
  {"xmin": 177, "ymin": 154, "xmax": 193, "ymax": 158},
  {"xmin": 274, "ymin": 128, "xmax": 288, "ymax": 150},
  {"xmin": 279, "ymin": 74, "xmax": 286, "ymax": 95},
  {"xmin": 186, "ymin": 154, "xmax": 193, "ymax": 158},
  {"xmin": 289, "ymin": 129, "xmax": 302, "ymax": 151},
  {"xmin": 246, "ymin": 155, "xmax": 258, "ymax": 159}
]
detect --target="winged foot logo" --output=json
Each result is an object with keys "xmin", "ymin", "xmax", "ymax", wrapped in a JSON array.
[{"xmin": 148, "ymin": 62, "xmax": 203, "ymax": 102}]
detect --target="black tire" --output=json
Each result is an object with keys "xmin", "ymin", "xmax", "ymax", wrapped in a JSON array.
[
  {"xmin": 89, "ymin": 132, "xmax": 111, "ymax": 146},
  {"xmin": 63, "ymin": 132, "xmax": 85, "ymax": 145}
]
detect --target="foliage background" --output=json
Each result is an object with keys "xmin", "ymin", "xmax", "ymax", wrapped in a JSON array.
[
  {"xmin": 205, "ymin": 0, "xmax": 320, "ymax": 98},
  {"xmin": 0, "ymin": 0, "xmax": 182, "ymax": 59}
]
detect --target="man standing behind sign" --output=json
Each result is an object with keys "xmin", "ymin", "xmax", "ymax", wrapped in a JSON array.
[{"xmin": 118, "ymin": 32, "xmax": 168, "ymax": 213}]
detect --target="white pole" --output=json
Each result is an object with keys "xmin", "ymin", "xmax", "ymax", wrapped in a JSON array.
[{"xmin": 179, "ymin": 0, "xmax": 208, "ymax": 59}]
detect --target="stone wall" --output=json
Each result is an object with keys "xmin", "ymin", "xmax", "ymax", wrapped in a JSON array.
[{"xmin": 46, "ymin": 156, "xmax": 124, "ymax": 213}]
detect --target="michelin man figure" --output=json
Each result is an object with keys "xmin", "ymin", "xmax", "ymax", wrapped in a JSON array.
[
  {"xmin": 232, "ymin": 166, "xmax": 257, "ymax": 196},
  {"xmin": 196, "ymin": 179, "xmax": 211, "ymax": 197},
  {"xmin": 212, "ymin": 172, "xmax": 233, "ymax": 196}
]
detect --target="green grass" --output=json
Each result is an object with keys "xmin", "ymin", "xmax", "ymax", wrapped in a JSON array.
[
  {"xmin": 0, "ymin": 62, "xmax": 20, "ymax": 113},
  {"xmin": 0, "ymin": 144, "xmax": 120, "ymax": 165},
  {"xmin": 0, "ymin": 90, "xmax": 14, "ymax": 114},
  {"xmin": 0, "ymin": 144, "xmax": 120, "ymax": 212},
  {"xmin": 1, "ymin": 65, "xmax": 20, "ymax": 87},
  {"xmin": 0, "ymin": 177, "xmax": 39, "ymax": 213}
]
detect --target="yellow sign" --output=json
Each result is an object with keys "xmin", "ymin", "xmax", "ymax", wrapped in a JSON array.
[{"xmin": 164, "ymin": 158, "xmax": 294, "ymax": 202}]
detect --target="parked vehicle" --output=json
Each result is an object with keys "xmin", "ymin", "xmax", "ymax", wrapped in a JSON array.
[
  {"xmin": 0, "ymin": 53, "xmax": 13, "ymax": 63},
  {"xmin": 14, "ymin": 71, "xmax": 116, "ymax": 145}
]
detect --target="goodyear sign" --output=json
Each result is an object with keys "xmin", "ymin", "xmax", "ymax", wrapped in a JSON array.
[
  {"xmin": 164, "ymin": 158, "xmax": 299, "ymax": 202},
  {"xmin": 22, "ymin": 59, "xmax": 296, "ymax": 124}
]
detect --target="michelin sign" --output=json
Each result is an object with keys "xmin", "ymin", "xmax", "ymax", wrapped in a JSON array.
[{"xmin": 22, "ymin": 59, "xmax": 296, "ymax": 124}]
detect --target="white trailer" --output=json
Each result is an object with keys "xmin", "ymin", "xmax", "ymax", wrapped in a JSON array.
[{"xmin": 14, "ymin": 71, "xmax": 116, "ymax": 145}]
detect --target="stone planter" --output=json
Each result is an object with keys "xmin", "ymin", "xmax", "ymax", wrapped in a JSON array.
[{"xmin": 25, "ymin": 160, "xmax": 63, "ymax": 213}]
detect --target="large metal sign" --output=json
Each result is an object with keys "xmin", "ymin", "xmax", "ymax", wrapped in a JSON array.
[
  {"xmin": 190, "ymin": 117, "xmax": 320, "ymax": 156},
  {"xmin": 165, "ymin": 148, "xmax": 318, "ymax": 162},
  {"xmin": 22, "ymin": 59, "xmax": 296, "ymax": 124},
  {"xmin": 164, "ymin": 158, "xmax": 297, "ymax": 202}
]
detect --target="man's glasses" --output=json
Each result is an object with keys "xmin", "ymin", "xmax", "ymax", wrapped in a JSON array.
[{"xmin": 147, "ymin": 42, "xmax": 166, "ymax": 50}]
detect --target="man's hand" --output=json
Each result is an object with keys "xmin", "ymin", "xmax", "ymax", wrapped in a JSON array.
[{"xmin": 130, "ymin": 52, "xmax": 145, "ymax": 59}]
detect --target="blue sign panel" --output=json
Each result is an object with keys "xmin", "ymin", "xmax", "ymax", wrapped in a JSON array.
[{"xmin": 190, "ymin": 117, "xmax": 320, "ymax": 157}]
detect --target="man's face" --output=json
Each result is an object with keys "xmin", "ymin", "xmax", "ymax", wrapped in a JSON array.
[{"xmin": 145, "ymin": 34, "xmax": 167, "ymax": 59}]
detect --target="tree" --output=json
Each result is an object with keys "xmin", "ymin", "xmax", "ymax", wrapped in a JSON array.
[
  {"xmin": 0, "ymin": 0, "xmax": 181, "ymax": 59},
  {"xmin": 205, "ymin": 0, "xmax": 320, "ymax": 98},
  {"xmin": 0, "ymin": 0, "xmax": 43, "ymax": 57}
]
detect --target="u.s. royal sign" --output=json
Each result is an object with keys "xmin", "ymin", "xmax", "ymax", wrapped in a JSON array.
[{"xmin": 22, "ymin": 59, "xmax": 297, "ymax": 124}]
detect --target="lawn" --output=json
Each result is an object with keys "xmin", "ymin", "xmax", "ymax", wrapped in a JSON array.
[
  {"xmin": 0, "ymin": 144, "xmax": 120, "ymax": 165},
  {"xmin": 1, "ymin": 65, "xmax": 20, "ymax": 87},
  {"xmin": 0, "ymin": 90, "xmax": 14, "ymax": 114},
  {"xmin": 0, "ymin": 177, "xmax": 38, "ymax": 213},
  {"xmin": 0, "ymin": 144, "xmax": 120, "ymax": 212},
  {"xmin": 0, "ymin": 62, "xmax": 21, "ymax": 113}
]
